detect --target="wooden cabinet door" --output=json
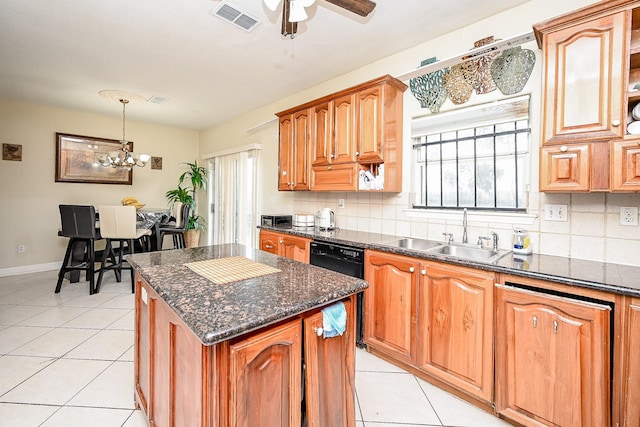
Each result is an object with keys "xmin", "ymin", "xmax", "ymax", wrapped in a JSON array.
[
  {"xmin": 496, "ymin": 285, "xmax": 611, "ymax": 427},
  {"xmin": 332, "ymin": 94, "xmax": 356, "ymax": 164},
  {"xmin": 279, "ymin": 234, "xmax": 310, "ymax": 263},
  {"xmin": 259, "ymin": 230, "xmax": 279, "ymax": 255},
  {"xmin": 612, "ymin": 139, "xmax": 640, "ymax": 192},
  {"xmin": 147, "ymin": 281, "xmax": 207, "ymax": 427},
  {"xmin": 356, "ymin": 85, "xmax": 384, "ymax": 164},
  {"xmin": 364, "ymin": 250, "xmax": 418, "ymax": 364},
  {"xmin": 278, "ymin": 114, "xmax": 294, "ymax": 191},
  {"xmin": 278, "ymin": 110, "xmax": 310, "ymax": 191},
  {"xmin": 540, "ymin": 143, "xmax": 590, "ymax": 191},
  {"xmin": 292, "ymin": 109, "xmax": 311, "ymax": 190},
  {"xmin": 134, "ymin": 276, "xmax": 151, "ymax": 417},
  {"xmin": 311, "ymin": 101, "xmax": 333, "ymax": 166},
  {"xmin": 304, "ymin": 298, "xmax": 356, "ymax": 427},
  {"xmin": 622, "ymin": 298, "xmax": 640, "ymax": 426},
  {"xmin": 539, "ymin": 12, "xmax": 626, "ymax": 144},
  {"xmin": 311, "ymin": 163, "xmax": 358, "ymax": 192},
  {"xmin": 229, "ymin": 320, "xmax": 302, "ymax": 427},
  {"xmin": 418, "ymin": 263, "xmax": 494, "ymax": 402}
]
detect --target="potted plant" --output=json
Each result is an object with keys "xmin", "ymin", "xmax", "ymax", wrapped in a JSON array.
[{"xmin": 165, "ymin": 160, "xmax": 207, "ymax": 248}]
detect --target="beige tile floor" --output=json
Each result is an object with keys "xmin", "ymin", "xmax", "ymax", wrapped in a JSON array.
[{"xmin": 0, "ymin": 270, "xmax": 513, "ymax": 427}]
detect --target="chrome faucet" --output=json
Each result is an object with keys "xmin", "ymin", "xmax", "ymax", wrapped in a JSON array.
[
  {"xmin": 462, "ymin": 208, "xmax": 468, "ymax": 244},
  {"xmin": 490, "ymin": 231, "xmax": 499, "ymax": 251}
]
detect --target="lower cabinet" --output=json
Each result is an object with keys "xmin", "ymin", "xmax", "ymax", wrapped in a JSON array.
[
  {"xmin": 228, "ymin": 320, "xmax": 303, "ymax": 426},
  {"xmin": 418, "ymin": 262, "xmax": 495, "ymax": 402},
  {"xmin": 135, "ymin": 277, "xmax": 209, "ymax": 426},
  {"xmin": 495, "ymin": 283, "xmax": 611, "ymax": 426},
  {"xmin": 135, "ymin": 276, "xmax": 355, "ymax": 426},
  {"xmin": 259, "ymin": 230, "xmax": 310, "ymax": 263},
  {"xmin": 364, "ymin": 251, "xmax": 494, "ymax": 403},
  {"xmin": 364, "ymin": 250, "xmax": 419, "ymax": 365},
  {"xmin": 258, "ymin": 230, "xmax": 279, "ymax": 254},
  {"xmin": 622, "ymin": 297, "xmax": 640, "ymax": 426},
  {"xmin": 303, "ymin": 299, "xmax": 356, "ymax": 427}
]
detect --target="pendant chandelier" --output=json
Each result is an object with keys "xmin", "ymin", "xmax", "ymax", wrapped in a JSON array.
[{"xmin": 98, "ymin": 98, "xmax": 150, "ymax": 170}]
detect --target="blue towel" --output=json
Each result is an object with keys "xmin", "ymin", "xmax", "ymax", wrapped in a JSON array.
[{"xmin": 322, "ymin": 301, "xmax": 347, "ymax": 338}]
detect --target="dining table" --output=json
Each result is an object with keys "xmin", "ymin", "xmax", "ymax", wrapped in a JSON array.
[{"xmin": 58, "ymin": 206, "xmax": 171, "ymax": 283}]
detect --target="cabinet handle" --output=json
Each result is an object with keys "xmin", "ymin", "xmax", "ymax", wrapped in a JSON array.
[
  {"xmin": 313, "ymin": 327, "xmax": 323, "ymax": 336},
  {"xmin": 409, "ymin": 267, "xmax": 415, "ymax": 273},
  {"xmin": 330, "ymin": 154, "xmax": 335, "ymax": 158},
  {"xmin": 355, "ymin": 151, "xmax": 360, "ymax": 156},
  {"xmin": 421, "ymin": 269, "xmax": 426, "ymax": 275},
  {"xmin": 612, "ymin": 119, "xmax": 620, "ymax": 127},
  {"xmin": 328, "ymin": 166, "xmax": 332, "ymax": 170},
  {"xmin": 553, "ymin": 320, "xmax": 558, "ymax": 334},
  {"xmin": 560, "ymin": 145, "xmax": 568, "ymax": 152},
  {"xmin": 532, "ymin": 316, "xmax": 537, "ymax": 328},
  {"xmin": 265, "ymin": 244, "xmax": 273, "ymax": 249},
  {"xmin": 279, "ymin": 239, "xmax": 283, "ymax": 243}
]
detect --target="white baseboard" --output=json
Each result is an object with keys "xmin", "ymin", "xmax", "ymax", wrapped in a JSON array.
[{"xmin": 0, "ymin": 262, "xmax": 60, "ymax": 278}]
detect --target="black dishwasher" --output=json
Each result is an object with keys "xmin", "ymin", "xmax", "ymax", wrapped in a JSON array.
[{"xmin": 309, "ymin": 241, "xmax": 366, "ymax": 347}]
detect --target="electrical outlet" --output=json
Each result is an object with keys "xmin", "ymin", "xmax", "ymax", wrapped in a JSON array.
[
  {"xmin": 620, "ymin": 206, "xmax": 638, "ymax": 226},
  {"xmin": 338, "ymin": 198, "xmax": 345, "ymax": 208},
  {"xmin": 17, "ymin": 244, "xmax": 25, "ymax": 253},
  {"xmin": 544, "ymin": 204, "xmax": 568, "ymax": 221}
]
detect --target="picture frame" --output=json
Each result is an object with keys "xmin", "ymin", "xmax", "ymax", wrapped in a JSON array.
[
  {"xmin": 151, "ymin": 156, "xmax": 163, "ymax": 170},
  {"xmin": 55, "ymin": 133, "xmax": 133, "ymax": 185},
  {"xmin": 2, "ymin": 143, "xmax": 22, "ymax": 161}
]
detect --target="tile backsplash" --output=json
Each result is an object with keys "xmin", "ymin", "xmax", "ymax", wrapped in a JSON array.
[{"xmin": 293, "ymin": 191, "xmax": 640, "ymax": 266}]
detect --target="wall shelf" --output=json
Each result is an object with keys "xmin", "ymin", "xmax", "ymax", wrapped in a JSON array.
[{"xmin": 395, "ymin": 31, "xmax": 536, "ymax": 82}]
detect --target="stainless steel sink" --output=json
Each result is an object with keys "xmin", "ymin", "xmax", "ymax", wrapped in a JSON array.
[
  {"xmin": 427, "ymin": 243, "xmax": 511, "ymax": 264},
  {"xmin": 378, "ymin": 238, "xmax": 444, "ymax": 251}
]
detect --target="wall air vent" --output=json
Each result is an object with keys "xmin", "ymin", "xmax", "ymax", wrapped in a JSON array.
[
  {"xmin": 148, "ymin": 95, "xmax": 169, "ymax": 104},
  {"xmin": 211, "ymin": 2, "xmax": 260, "ymax": 32}
]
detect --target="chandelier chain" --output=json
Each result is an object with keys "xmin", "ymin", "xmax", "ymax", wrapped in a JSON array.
[{"xmin": 120, "ymin": 98, "xmax": 129, "ymax": 146}]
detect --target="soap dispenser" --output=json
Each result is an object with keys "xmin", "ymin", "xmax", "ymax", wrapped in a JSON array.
[{"xmin": 512, "ymin": 228, "xmax": 532, "ymax": 254}]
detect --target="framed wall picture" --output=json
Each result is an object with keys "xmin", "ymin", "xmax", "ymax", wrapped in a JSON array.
[
  {"xmin": 2, "ymin": 143, "xmax": 22, "ymax": 161},
  {"xmin": 55, "ymin": 133, "xmax": 133, "ymax": 185},
  {"xmin": 151, "ymin": 156, "xmax": 163, "ymax": 170}
]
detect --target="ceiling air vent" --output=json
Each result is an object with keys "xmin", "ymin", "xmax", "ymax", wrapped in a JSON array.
[{"xmin": 211, "ymin": 2, "xmax": 260, "ymax": 32}]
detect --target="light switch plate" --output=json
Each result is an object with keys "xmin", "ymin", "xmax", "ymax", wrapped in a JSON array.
[{"xmin": 544, "ymin": 204, "xmax": 568, "ymax": 221}]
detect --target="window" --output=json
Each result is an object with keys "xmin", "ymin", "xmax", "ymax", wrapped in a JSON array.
[
  {"xmin": 412, "ymin": 95, "xmax": 530, "ymax": 211},
  {"xmin": 205, "ymin": 144, "xmax": 261, "ymax": 246}
]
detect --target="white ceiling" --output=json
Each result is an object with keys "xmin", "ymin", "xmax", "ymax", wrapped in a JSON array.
[{"xmin": 0, "ymin": 0, "xmax": 529, "ymax": 131}]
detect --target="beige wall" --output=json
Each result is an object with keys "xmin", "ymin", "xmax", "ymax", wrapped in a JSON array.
[
  {"xmin": 0, "ymin": 98, "xmax": 199, "ymax": 273},
  {"xmin": 199, "ymin": 0, "xmax": 640, "ymax": 266}
]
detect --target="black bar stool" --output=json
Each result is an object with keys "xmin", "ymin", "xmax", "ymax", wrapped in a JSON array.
[{"xmin": 56, "ymin": 205, "xmax": 101, "ymax": 294}]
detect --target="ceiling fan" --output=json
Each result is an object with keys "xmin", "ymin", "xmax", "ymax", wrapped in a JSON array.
[{"xmin": 264, "ymin": 0, "xmax": 377, "ymax": 38}]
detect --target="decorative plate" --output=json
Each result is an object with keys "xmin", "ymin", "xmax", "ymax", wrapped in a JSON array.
[
  {"xmin": 490, "ymin": 46, "xmax": 536, "ymax": 95},
  {"xmin": 470, "ymin": 36, "xmax": 499, "ymax": 94},
  {"xmin": 443, "ymin": 63, "xmax": 474, "ymax": 105},
  {"xmin": 632, "ymin": 102, "xmax": 640, "ymax": 121},
  {"xmin": 628, "ymin": 120, "xmax": 640, "ymax": 135}
]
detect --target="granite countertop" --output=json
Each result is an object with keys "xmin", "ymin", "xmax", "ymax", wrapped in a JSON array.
[
  {"xmin": 260, "ymin": 225, "xmax": 640, "ymax": 298},
  {"xmin": 127, "ymin": 243, "xmax": 368, "ymax": 346}
]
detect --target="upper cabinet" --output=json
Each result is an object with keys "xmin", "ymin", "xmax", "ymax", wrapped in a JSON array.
[
  {"xmin": 534, "ymin": 0, "xmax": 640, "ymax": 193},
  {"xmin": 276, "ymin": 75, "xmax": 407, "ymax": 192},
  {"xmin": 278, "ymin": 108, "xmax": 311, "ymax": 191},
  {"xmin": 536, "ymin": 10, "xmax": 627, "ymax": 144}
]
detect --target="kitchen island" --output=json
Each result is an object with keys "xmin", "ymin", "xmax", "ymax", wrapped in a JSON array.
[{"xmin": 127, "ymin": 243, "xmax": 368, "ymax": 427}]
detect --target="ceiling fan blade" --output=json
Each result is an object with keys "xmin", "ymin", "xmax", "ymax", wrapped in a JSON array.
[{"xmin": 324, "ymin": 0, "xmax": 376, "ymax": 17}]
